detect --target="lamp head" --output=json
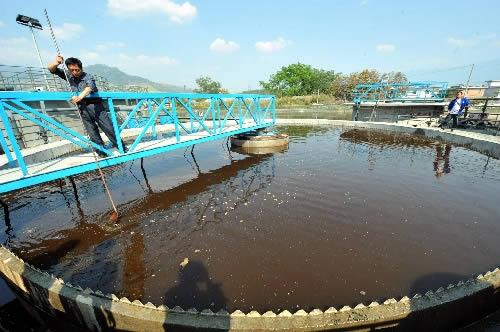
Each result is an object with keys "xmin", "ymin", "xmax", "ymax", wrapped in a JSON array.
[{"xmin": 16, "ymin": 14, "xmax": 43, "ymax": 30}]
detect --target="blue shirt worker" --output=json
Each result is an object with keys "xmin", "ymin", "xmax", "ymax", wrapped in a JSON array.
[
  {"xmin": 447, "ymin": 90, "xmax": 470, "ymax": 128},
  {"xmin": 47, "ymin": 55, "xmax": 126, "ymax": 157}
]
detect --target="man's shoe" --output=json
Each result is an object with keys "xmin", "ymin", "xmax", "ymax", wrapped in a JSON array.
[{"xmin": 96, "ymin": 151, "xmax": 108, "ymax": 158}]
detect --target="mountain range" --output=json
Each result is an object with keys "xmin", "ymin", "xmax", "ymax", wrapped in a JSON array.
[{"xmin": 85, "ymin": 64, "xmax": 189, "ymax": 92}]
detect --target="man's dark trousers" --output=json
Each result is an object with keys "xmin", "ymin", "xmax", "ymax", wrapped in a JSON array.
[
  {"xmin": 451, "ymin": 114, "xmax": 458, "ymax": 128},
  {"xmin": 79, "ymin": 103, "xmax": 119, "ymax": 150}
]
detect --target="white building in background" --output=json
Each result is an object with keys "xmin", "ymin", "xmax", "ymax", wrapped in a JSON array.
[{"xmin": 485, "ymin": 80, "xmax": 500, "ymax": 98}]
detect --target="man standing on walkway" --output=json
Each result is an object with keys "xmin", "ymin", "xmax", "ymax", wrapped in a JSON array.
[
  {"xmin": 48, "ymin": 55, "xmax": 126, "ymax": 157},
  {"xmin": 446, "ymin": 90, "xmax": 470, "ymax": 129}
]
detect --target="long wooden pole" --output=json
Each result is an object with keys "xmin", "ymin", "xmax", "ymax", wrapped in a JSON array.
[{"xmin": 44, "ymin": 9, "xmax": 119, "ymax": 221}]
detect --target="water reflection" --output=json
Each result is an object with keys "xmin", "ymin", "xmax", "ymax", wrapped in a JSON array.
[
  {"xmin": 69, "ymin": 176, "xmax": 85, "ymax": 223},
  {"xmin": 0, "ymin": 199, "xmax": 12, "ymax": 245},
  {"xmin": 231, "ymin": 145, "xmax": 288, "ymax": 156},
  {"xmin": 184, "ymin": 145, "xmax": 201, "ymax": 175},
  {"xmin": 433, "ymin": 144, "xmax": 452, "ymax": 178},
  {"xmin": 119, "ymin": 153, "xmax": 273, "ymax": 223},
  {"xmin": 120, "ymin": 152, "xmax": 276, "ymax": 257},
  {"xmin": 10, "ymin": 149, "xmax": 276, "ymax": 303},
  {"xmin": 122, "ymin": 232, "xmax": 146, "ymax": 300},
  {"xmin": 340, "ymin": 128, "xmax": 435, "ymax": 149},
  {"xmin": 140, "ymin": 158, "xmax": 153, "ymax": 194}
]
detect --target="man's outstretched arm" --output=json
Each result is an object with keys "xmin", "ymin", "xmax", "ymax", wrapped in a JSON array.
[
  {"xmin": 47, "ymin": 55, "xmax": 64, "ymax": 73},
  {"xmin": 71, "ymin": 86, "xmax": 92, "ymax": 105}
]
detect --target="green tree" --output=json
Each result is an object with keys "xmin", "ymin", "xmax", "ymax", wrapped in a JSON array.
[
  {"xmin": 382, "ymin": 71, "xmax": 408, "ymax": 84},
  {"xmin": 330, "ymin": 73, "xmax": 349, "ymax": 101},
  {"xmin": 314, "ymin": 69, "xmax": 337, "ymax": 94},
  {"xmin": 260, "ymin": 63, "xmax": 335, "ymax": 96},
  {"xmin": 194, "ymin": 76, "xmax": 224, "ymax": 94}
]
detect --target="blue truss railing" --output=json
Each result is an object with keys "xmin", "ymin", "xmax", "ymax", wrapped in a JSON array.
[
  {"xmin": 0, "ymin": 91, "xmax": 276, "ymax": 193},
  {"xmin": 352, "ymin": 81, "xmax": 448, "ymax": 103}
]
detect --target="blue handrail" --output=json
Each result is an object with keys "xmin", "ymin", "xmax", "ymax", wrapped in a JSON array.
[
  {"xmin": 352, "ymin": 81, "xmax": 448, "ymax": 103},
  {"xmin": 0, "ymin": 91, "xmax": 276, "ymax": 193}
]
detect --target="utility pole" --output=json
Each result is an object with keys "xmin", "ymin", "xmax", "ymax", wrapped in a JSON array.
[
  {"xmin": 16, "ymin": 14, "xmax": 51, "ymax": 91},
  {"xmin": 464, "ymin": 63, "xmax": 474, "ymax": 95}
]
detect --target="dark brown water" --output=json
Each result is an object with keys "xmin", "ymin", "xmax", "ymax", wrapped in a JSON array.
[{"xmin": 1, "ymin": 126, "xmax": 500, "ymax": 313}]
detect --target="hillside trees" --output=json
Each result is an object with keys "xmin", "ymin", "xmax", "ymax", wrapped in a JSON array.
[
  {"xmin": 260, "ymin": 63, "xmax": 408, "ymax": 101},
  {"xmin": 194, "ymin": 76, "xmax": 227, "ymax": 94},
  {"xmin": 260, "ymin": 63, "xmax": 335, "ymax": 96}
]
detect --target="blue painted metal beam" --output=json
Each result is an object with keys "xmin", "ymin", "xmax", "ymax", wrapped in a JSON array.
[
  {"xmin": 0, "ymin": 122, "xmax": 273, "ymax": 193},
  {"xmin": 0, "ymin": 91, "xmax": 274, "ymax": 101},
  {"xmin": 352, "ymin": 81, "xmax": 448, "ymax": 103},
  {"xmin": 0, "ymin": 91, "xmax": 276, "ymax": 193},
  {"xmin": 0, "ymin": 103, "xmax": 28, "ymax": 174}
]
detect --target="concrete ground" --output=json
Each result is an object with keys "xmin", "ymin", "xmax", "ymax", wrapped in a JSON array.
[{"xmin": 396, "ymin": 117, "xmax": 500, "ymax": 137}]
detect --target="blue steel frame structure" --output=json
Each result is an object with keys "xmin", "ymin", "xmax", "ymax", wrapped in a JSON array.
[
  {"xmin": 352, "ymin": 81, "xmax": 448, "ymax": 103},
  {"xmin": 0, "ymin": 91, "xmax": 276, "ymax": 193}
]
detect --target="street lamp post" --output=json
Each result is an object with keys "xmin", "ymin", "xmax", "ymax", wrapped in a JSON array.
[{"xmin": 15, "ymin": 14, "xmax": 51, "ymax": 91}]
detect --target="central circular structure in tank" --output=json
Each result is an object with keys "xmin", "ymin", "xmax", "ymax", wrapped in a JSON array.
[{"xmin": 1, "ymin": 121, "xmax": 500, "ymax": 330}]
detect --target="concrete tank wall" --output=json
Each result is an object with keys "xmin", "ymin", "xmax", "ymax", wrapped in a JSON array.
[{"xmin": 352, "ymin": 103, "xmax": 446, "ymax": 122}]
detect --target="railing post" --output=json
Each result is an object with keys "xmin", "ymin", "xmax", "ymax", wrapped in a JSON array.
[
  {"xmin": 272, "ymin": 97, "xmax": 276, "ymax": 124},
  {"xmin": 211, "ymin": 98, "xmax": 216, "ymax": 134},
  {"xmin": 172, "ymin": 97, "xmax": 180, "ymax": 142},
  {"xmin": 0, "ymin": 124, "xmax": 15, "ymax": 167},
  {"xmin": 189, "ymin": 98, "xmax": 194, "ymax": 132},
  {"xmin": 38, "ymin": 100, "xmax": 50, "ymax": 143},
  {"xmin": 217, "ymin": 97, "xmax": 222, "ymax": 134},
  {"xmin": 108, "ymin": 98, "xmax": 124, "ymax": 153},
  {"xmin": 254, "ymin": 97, "xmax": 260, "ymax": 124},
  {"xmin": 238, "ymin": 97, "xmax": 243, "ymax": 129},
  {"xmin": 0, "ymin": 103, "xmax": 28, "ymax": 175},
  {"xmin": 151, "ymin": 101, "xmax": 158, "ymax": 140}
]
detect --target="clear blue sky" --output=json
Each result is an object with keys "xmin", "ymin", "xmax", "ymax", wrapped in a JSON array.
[{"xmin": 1, "ymin": 0, "xmax": 499, "ymax": 91}]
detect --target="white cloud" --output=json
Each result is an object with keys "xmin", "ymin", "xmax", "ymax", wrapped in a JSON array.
[
  {"xmin": 80, "ymin": 51, "xmax": 100, "ymax": 61},
  {"xmin": 96, "ymin": 41, "xmax": 126, "ymax": 51},
  {"xmin": 118, "ymin": 53, "xmax": 176, "ymax": 66},
  {"xmin": 478, "ymin": 33, "xmax": 497, "ymax": 40},
  {"xmin": 209, "ymin": 38, "xmax": 239, "ymax": 53},
  {"xmin": 447, "ymin": 34, "xmax": 496, "ymax": 48},
  {"xmin": 42, "ymin": 22, "xmax": 84, "ymax": 41},
  {"xmin": 447, "ymin": 37, "xmax": 473, "ymax": 48},
  {"xmin": 375, "ymin": 44, "xmax": 395, "ymax": 53},
  {"xmin": 0, "ymin": 37, "xmax": 53, "ymax": 66},
  {"xmin": 108, "ymin": 0, "xmax": 197, "ymax": 23},
  {"xmin": 255, "ymin": 37, "xmax": 290, "ymax": 53}
]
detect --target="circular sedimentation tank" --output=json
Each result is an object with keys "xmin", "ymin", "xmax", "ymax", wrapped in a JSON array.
[
  {"xmin": 1, "ymin": 120, "xmax": 500, "ymax": 331},
  {"xmin": 231, "ymin": 131, "xmax": 289, "ymax": 155},
  {"xmin": 231, "ymin": 131, "xmax": 289, "ymax": 148}
]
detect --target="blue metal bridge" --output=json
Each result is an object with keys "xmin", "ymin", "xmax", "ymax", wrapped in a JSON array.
[
  {"xmin": 0, "ymin": 91, "xmax": 276, "ymax": 193},
  {"xmin": 352, "ymin": 81, "xmax": 448, "ymax": 103}
]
